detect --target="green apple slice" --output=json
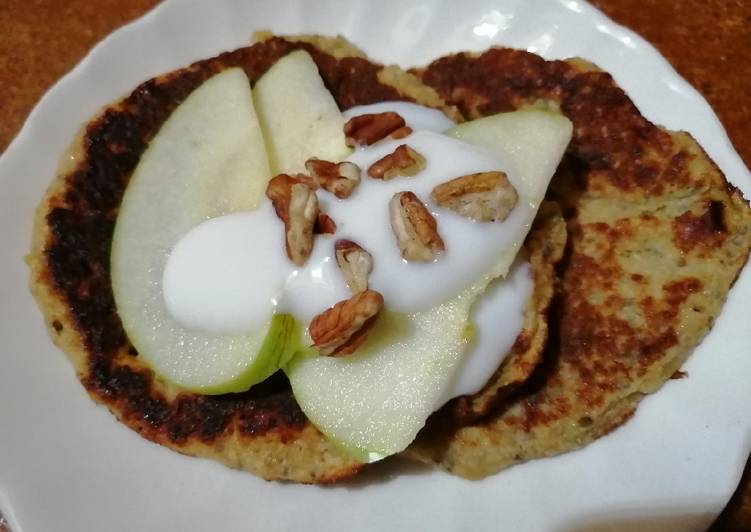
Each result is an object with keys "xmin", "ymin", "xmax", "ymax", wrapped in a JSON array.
[
  {"xmin": 445, "ymin": 108, "xmax": 574, "ymax": 282},
  {"xmin": 111, "ymin": 67, "xmax": 296, "ymax": 394},
  {"xmin": 446, "ymin": 108, "xmax": 573, "ymax": 203},
  {"xmin": 253, "ymin": 50, "xmax": 351, "ymax": 174},
  {"xmin": 286, "ymin": 109, "xmax": 573, "ymax": 459}
]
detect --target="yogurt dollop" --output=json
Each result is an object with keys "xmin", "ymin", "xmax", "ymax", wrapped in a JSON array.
[{"xmin": 163, "ymin": 102, "xmax": 534, "ymax": 398}]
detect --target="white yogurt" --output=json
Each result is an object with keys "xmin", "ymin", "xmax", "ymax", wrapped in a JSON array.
[
  {"xmin": 163, "ymin": 102, "xmax": 536, "ymax": 398},
  {"xmin": 338, "ymin": 130, "xmax": 526, "ymax": 312},
  {"xmin": 441, "ymin": 260, "xmax": 532, "ymax": 403},
  {"xmin": 162, "ymin": 205, "xmax": 290, "ymax": 335}
]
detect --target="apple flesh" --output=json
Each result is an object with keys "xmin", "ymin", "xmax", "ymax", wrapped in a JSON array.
[
  {"xmin": 111, "ymin": 68, "xmax": 299, "ymax": 393},
  {"xmin": 286, "ymin": 109, "xmax": 573, "ymax": 459},
  {"xmin": 253, "ymin": 50, "xmax": 352, "ymax": 174}
]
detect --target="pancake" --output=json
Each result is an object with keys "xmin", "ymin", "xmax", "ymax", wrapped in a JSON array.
[
  {"xmin": 402, "ymin": 49, "xmax": 751, "ymax": 478},
  {"xmin": 27, "ymin": 35, "xmax": 556, "ymax": 483}
]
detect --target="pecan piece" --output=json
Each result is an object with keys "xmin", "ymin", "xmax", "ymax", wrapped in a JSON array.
[
  {"xmin": 367, "ymin": 144, "xmax": 426, "ymax": 180},
  {"xmin": 309, "ymin": 290, "xmax": 384, "ymax": 356},
  {"xmin": 344, "ymin": 112, "xmax": 406, "ymax": 147},
  {"xmin": 314, "ymin": 213, "xmax": 337, "ymax": 235},
  {"xmin": 305, "ymin": 158, "xmax": 361, "ymax": 199},
  {"xmin": 266, "ymin": 174, "xmax": 319, "ymax": 266},
  {"xmin": 431, "ymin": 171, "xmax": 518, "ymax": 222},
  {"xmin": 335, "ymin": 239, "xmax": 373, "ymax": 294},
  {"xmin": 389, "ymin": 191, "xmax": 445, "ymax": 262},
  {"xmin": 389, "ymin": 126, "xmax": 413, "ymax": 140}
]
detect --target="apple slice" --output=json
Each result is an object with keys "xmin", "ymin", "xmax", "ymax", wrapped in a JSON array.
[
  {"xmin": 286, "ymin": 109, "xmax": 573, "ymax": 459},
  {"xmin": 446, "ymin": 108, "xmax": 573, "ymax": 203},
  {"xmin": 111, "ymin": 67, "xmax": 298, "ymax": 393},
  {"xmin": 445, "ymin": 108, "xmax": 574, "ymax": 282},
  {"xmin": 253, "ymin": 50, "xmax": 351, "ymax": 174}
]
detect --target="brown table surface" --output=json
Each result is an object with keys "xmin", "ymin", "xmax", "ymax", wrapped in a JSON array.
[{"xmin": 1, "ymin": 1, "xmax": 749, "ymax": 529}]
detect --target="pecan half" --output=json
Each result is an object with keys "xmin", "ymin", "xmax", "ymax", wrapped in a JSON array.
[
  {"xmin": 266, "ymin": 174, "xmax": 319, "ymax": 266},
  {"xmin": 367, "ymin": 144, "xmax": 426, "ymax": 180},
  {"xmin": 335, "ymin": 239, "xmax": 373, "ymax": 294},
  {"xmin": 431, "ymin": 171, "xmax": 518, "ymax": 222},
  {"xmin": 389, "ymin": 191, "xmax": 445, "ymax": 262},
  {"xmin": 309, "ymin": 290, "xmax": 384, "ymax": 356},
  {"xmin": 344, "ymin": 112, "xmax": 406, "ymax": 146},
  {"xmin": 305, "ymin": 158, "xmax": 361, "ymax": 199},
  {"xmin": 315, "ymin": 213, "xmax": 337, "ymax": 235}
]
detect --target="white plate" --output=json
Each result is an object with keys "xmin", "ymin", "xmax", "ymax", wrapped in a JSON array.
[{"xmin": 1, "ymin": 1, "xmax": 750, "ymax": 531}]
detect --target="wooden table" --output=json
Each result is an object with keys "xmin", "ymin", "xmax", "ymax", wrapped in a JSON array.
[{"xmin": 1, "ymin": 1, "xmax": 749, "ymax": 529}]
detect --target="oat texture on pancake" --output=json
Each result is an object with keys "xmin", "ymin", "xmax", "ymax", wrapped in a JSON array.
[
  {"xmin": 27, "ymin": 34, "xmax": 751, "ymax": 484},
  {"xmin": 403, "ymin": 48, "xmax": 751, "ymax": 478}
]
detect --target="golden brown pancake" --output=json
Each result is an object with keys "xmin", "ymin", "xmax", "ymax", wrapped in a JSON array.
[
  {"xmin": 403, "ymin": 48, "xmax": 751, "ymax": 478},
  {"xmin": 27, "ymin": 35, "xmax": 557, "ymax": 483}
]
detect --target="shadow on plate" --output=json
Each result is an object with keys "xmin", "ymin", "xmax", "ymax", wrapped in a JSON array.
[
  {"xmin": 324, "ymin": 456, "xmax": 435, "ymax": 490},
  {"xmin": 558, "ymin": 508, "xmax": 716, "ymax": 532}
]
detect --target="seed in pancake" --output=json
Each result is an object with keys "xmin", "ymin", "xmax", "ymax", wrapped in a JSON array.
[
  {"xmin": 344, "ymin": 112, "xmax": 406, "ymax": 146},
  {"xmin": 368, "ymin": 144, "xmax": 426, "ymax": 181},
  {"xmin": 431, "ymin": 171, "xmax": 518, "ymax": 222}
]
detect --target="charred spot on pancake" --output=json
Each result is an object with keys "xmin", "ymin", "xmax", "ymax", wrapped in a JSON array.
[
  {"xmin": 547, "ymin": 156, "xmax": 588, "ymax": 224},
  {"xmin": 673, "ymin": 200, "xmax": 728, "ymax": 253},
  {"xmin": 709, "ymin": 200, "xmax": 727, "ymax": 232},
  {"xmin": 562, "ymin": 300, "xmax": 634, "ymax": 409},
  {"xmin": 236, "ymin": 390, "xmax": 308, "ymax": 437},
  {"xmin": 83, "ymin": 355, "xmax": 306, "ymax": 444},
  {"xmin": 663, "ymin": 278, "xmax": 703, "ymax": 305},
  {"xmin": 418, "ymin": 48, "xmax": 572, "ymax": 118},
  {"xmin": 167, "ymin": 395, "xmax": 236, "ymax": 443}
]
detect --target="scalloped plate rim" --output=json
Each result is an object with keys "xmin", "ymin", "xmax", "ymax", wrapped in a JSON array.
[{"xmin": 0, "ymin": 1, "xmax": 749, "ymax": 531}]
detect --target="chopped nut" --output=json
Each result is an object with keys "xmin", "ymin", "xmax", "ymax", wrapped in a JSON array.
[
  {"xmin": 315, "ymin": 213, "xmax": 337, "ymax": 235},
  {"xmin": 431, "ymin": 171, "xmax": 518, "ymax": 222},
  {"xmin": 367, "ymin": 144, "xmax": 426, "ymax": 180},
  {"xmin": 344, "ymin": 112, "xmax": 406, "ymax": 146},
  {"xmin": 266, "ymin": 174, "xmax": 319, "ymax": 266},
  {"xmin": 389, "ymin": 126, "xmax": 413, "ymax": 140},
  {"xmin": 305, "ymin": 158, "xmax": 361, "ymax": 199},
  {"xmin": 335, "ymin": 239, "xmax": 373, "ymax": 294},
  {"xmin": 389, "ymin": 191, "xmax": 445, "ymax": 262},
  {"xmin": 309, "ymin": 290, "xmax": 384, "ymax": 356}
]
